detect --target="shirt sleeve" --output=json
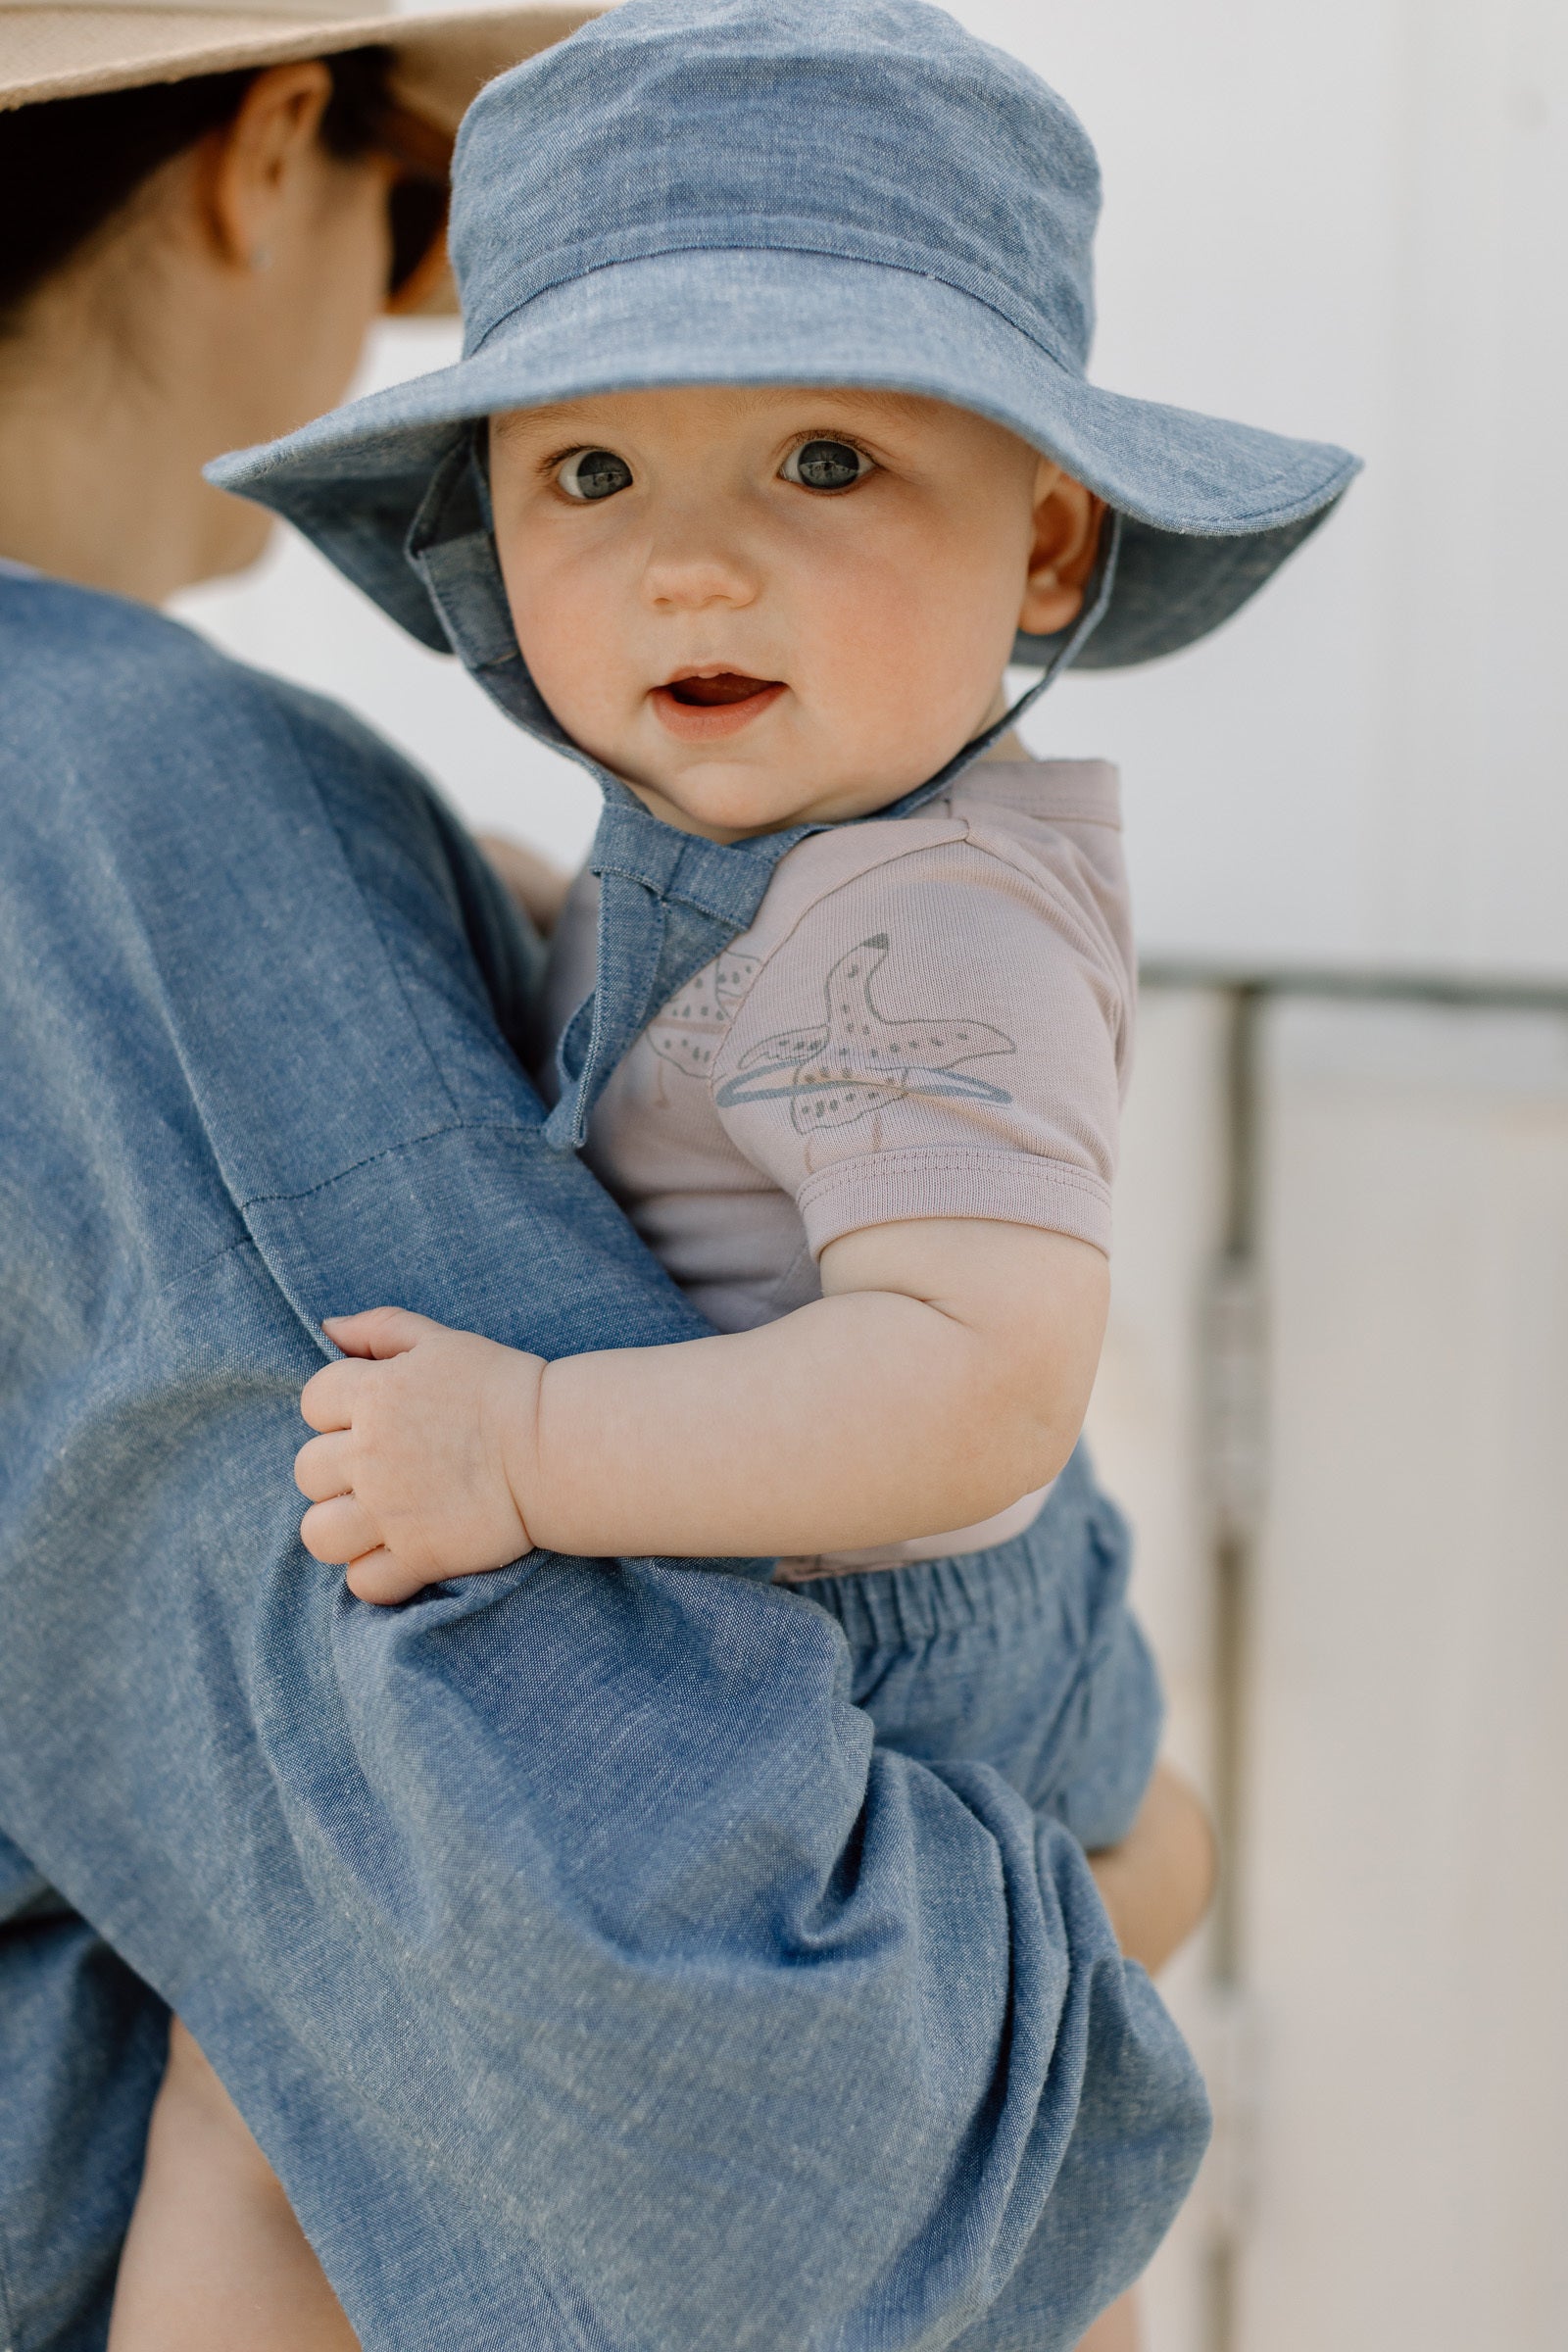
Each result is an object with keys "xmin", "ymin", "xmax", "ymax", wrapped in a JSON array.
[{"xmin": 710, "ymin": 827, "xmax": 1133, "ymax": 1258}]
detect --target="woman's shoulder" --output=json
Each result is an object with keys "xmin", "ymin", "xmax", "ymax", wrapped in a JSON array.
[
  {"xmin": 0, "ymin": 572, "xmax": 447, "ymax": 849},
  {"xmin": 0, "ymin": 571, "xmax": 540, "ymax": 1075},
  {"xmin": 2, "ymin": 570, "xmax": 239, "ymax": 701},
  {"xmin": 2, "ymin": 575, "xmax": 272, "ymax": 754}
]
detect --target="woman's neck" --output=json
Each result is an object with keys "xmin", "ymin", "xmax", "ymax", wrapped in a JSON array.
[{"xmin": 0, "ymin": 245, "xmax": 269, "ymax": 606}]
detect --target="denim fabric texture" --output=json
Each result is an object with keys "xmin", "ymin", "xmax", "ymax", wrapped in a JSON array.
[
  {"xmin": 211, "ymin": 0, "xmax": 1360, "ymax": 671},
  {"xmin": 0, "ymin": 575, "xmax": 1208, "ymax": 2349},
  {"xmin": 811, "ymin": 1449, "xmax": 1162, "ymax": 1854},
  {"xmin": 0, "ymin": 1840, "xmax": 167, "ymax": 2352}
]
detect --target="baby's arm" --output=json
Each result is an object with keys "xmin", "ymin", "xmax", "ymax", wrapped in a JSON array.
[{"xmin": 295, "ymin": 1216, "xmax": 1107, "ymax": 1602}]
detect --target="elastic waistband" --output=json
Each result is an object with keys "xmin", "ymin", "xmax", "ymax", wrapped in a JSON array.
[{"xmin": 796, "ymin": 1448, "xmax": 1123, "ymax": 1652}]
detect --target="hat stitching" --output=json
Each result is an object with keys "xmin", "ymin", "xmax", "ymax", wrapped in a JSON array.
[{"xmin": 466, "ymin": 232, "xmax": 1084, "ymax": 382}]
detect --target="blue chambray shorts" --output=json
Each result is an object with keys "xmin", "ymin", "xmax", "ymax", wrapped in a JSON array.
[{"xmin": 798, "ymin": 1446, "xmax": 1161, "ymax": 1851}]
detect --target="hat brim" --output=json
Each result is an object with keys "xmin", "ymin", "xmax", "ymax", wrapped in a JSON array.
[
  {"xmin": 212, "ymin": 244, "xmax": 1360, "ymax": 669},
  {"xmin": 0, "ymin": 3, "xmax": 602, "ymax": 128}
]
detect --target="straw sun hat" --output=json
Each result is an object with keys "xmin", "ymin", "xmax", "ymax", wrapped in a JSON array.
[{"xmin": 0, "ymin": 0, "xmax": 600, "ymax": 134}]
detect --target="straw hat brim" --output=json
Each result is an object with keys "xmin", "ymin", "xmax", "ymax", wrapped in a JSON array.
[{"xmin": 0, "ymin": 3, "xmax": 602, "ymax": 130}]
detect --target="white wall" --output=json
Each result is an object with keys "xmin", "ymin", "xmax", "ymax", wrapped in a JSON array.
[
  {"xmin": 1238, "ymin": 998, "xmax": 1568, "ymax": 2348},
  {"xmin": 178, "ymin": 0, "xmax": 1568, "ymax": 978},
  {"xmin": 1080, "ymin": 990, "xmax": 1231, "ymax": 2352},
  {"xmin": 1088, "ymin": 989, "xmax": 1568, "ymax": 2352}
]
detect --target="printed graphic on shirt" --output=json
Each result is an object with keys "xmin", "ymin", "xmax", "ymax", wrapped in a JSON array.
[
  {"xmin": 714, "ymin": 934, "xmax": 1016, "ymax": 1133},
  {"xmin": 647, "ymin": 952, "xmax": 762, "ymax": 1078}
]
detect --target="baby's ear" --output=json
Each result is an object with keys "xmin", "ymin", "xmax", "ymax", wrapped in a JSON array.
[{"xmin": 1019, "ymin": 467, "xmax": 1106, "ymax": 637}]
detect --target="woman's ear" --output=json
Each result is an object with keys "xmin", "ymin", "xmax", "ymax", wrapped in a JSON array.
[
  {"xmin": 1018, "ymin": 464, "xmax": 1107, "ymax": 638},
  {"xmin": 195, "ymin": 61, "xmax": 335, "ymax": 273}
]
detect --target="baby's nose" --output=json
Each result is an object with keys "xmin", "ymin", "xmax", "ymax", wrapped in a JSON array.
[{"xmin": 642, "ymin": 529, "xmax": 760, "ymax": 612}]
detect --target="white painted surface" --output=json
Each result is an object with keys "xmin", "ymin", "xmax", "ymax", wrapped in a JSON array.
[
  {"xmin": 1084, "ymin": 990, "xmax": 1231, "ymax": 2352},
  {"xmin": 1241, "ymin": 998, "xmax": 1568, "ymax": 2350},
  {"xmin": 1089, "ymin": 993, "xmax": 1568, "ymax": 2350}
]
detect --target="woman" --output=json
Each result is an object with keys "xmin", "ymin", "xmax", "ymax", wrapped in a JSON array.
[
  {"xmin": 0, "ymin": 0, "xmax": 597, "ymax": 599},
  {"xmin": 0, "ymin": 7, "xmax": 1213, "ymax": 2346}
]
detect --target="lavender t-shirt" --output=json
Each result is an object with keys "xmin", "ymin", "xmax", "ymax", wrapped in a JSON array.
[{"xmin": 541, "ymin": 753, "xmax": 1135, "ymax": 1577}]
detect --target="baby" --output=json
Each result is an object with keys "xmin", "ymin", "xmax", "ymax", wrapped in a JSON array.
[
  {"xmin": 297, "ymin": 383, "xmax": 1122, "ymax": 1607},
  {"xmin": 119, "ymin": 1, "xmax": 1355, "ymax": 2341}
]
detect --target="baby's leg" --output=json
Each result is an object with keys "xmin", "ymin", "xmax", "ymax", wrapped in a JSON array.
[
  {"xmin": 1069, "ymin": 1762, "xmax": 1214, "ymax": 2352},
  {"xmin": 109, "ymin": 2017, "xmax": 357, "ymax": 2351},
  {"xmin": 1088, "ymin": 1757, "xmax": 1216, "ymax": 1976},
  {"xmin": 1076, "ymin": 2292, "xmax": 1141, "ymax": 2350}
]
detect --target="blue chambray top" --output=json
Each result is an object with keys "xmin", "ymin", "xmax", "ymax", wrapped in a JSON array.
[{"xmin": 0, "ymin": 576, "xmax": 1206, "ymax": 2351}]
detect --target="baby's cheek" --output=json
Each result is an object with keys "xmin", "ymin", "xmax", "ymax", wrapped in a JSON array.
[
  {"xmin": 508, "ymin": 594, "xmax": 572, "ymax": 705},
  {"xmin": 496, "ymin": 537, "xmax": 619, "ymax": 730},
  {"xmin": 514, "ymin": 606, "xmax": 614, "ymax": 743},
  {"xmin": 825, "ymin": 555, "xmax": 1000, "ymax": 763},
  {"xmin": 861, "ymin": 639, "xmax": 995, "ymax": 779}
]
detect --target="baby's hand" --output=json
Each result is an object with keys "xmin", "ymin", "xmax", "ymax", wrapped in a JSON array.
[{"xmin": 295, "ymin": 1307, "xmax": 543, "ymax": 1605}]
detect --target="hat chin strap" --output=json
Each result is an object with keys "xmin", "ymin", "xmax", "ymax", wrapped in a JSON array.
[{"xmin": 408, "ymin": 439, "xmax": 1122, "ymax": 1150}]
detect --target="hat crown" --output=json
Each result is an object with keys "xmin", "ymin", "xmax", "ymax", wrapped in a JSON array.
[{"xmin": 452, "ymin": 0, "xmax": 1101, "ymax": 376}]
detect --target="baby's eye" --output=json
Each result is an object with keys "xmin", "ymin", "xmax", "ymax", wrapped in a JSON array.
[
  {"xmin": 780, "ymin": 439, "xmax": 875, "ymax": 493},
  {"xmin": 556, "ymin": 448, "xmax": 633, "ymax": 502}
]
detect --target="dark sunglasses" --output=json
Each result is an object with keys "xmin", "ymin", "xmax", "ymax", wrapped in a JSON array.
[{"xmin": 373, "ymin": 103, "xmax": 454, "ymax": 313}]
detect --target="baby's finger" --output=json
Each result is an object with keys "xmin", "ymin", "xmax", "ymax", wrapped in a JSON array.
[
  {"xmin": 300, "ymin": 1494, "xmax": 380, "ymax": 1567},
  {"xmin": 300, "ymin": 1358, "xmax": 371, "ymax": 1435},
  {"xmin": 294, "ymin": 1432, "xmax": 353, "ymax": 1504},
  {"xmin": 321, "ymin": 1306, "xmax": 439, "ymax": 1361},
  {"xmin": 344, "ymin": 1548, "xmax": 417, "ymax": 1606}
]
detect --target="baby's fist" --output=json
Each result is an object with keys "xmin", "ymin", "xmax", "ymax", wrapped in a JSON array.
[{"xmin": 295, "ymin": 1307, "xmax": 545, "ymax": 1604}]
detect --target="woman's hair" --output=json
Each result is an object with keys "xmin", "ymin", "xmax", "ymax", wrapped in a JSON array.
[{"xmin": 0, "ymin": 48, "xmax": 438, "ymax": 326}]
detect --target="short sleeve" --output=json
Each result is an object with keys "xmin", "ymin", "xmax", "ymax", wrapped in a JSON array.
[{"xmin": 709, "ymin": 828, "xmax": 1133, "ymax": 1258}]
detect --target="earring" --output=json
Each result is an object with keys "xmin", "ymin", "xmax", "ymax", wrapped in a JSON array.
[{"xmin": 251, "ymin": 245, "xmax": 275, "ymax": 273}]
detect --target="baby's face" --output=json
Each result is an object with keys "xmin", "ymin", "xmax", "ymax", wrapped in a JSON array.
[{"xmin": 488, "ymin": 387, "xmax": 1101, "ymax": 842}]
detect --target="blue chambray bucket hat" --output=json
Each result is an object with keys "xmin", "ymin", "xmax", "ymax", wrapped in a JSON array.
[{"xmin": 213, "ymin": 0, "xmax": 1360, "ymax": 731}]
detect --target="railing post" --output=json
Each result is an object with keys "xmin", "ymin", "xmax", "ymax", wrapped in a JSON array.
[{"xmin": 1200, "ymin": 984, "xmax": 1266, "ymax": 2351}]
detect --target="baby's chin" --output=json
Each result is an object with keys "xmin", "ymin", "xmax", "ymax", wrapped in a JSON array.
[
  {"xmin": 627, "ymin": 728, "xmax": 945, "ymax": 835},
  {"xmin": 625, "ymin": 757, "xmax": 930, "ymax": 843},
  {"xmin": 564, "ymin": 694, "xmax": 965, "ymax": 839}
]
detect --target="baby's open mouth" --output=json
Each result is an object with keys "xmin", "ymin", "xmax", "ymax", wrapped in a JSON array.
[
  {"xmin": 662, "ymin": 671, "xmax": 780, "ymax": 707},
  {"xmin": 651, "ymin": 669, "xmax": 787, "ymax": 740}
]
